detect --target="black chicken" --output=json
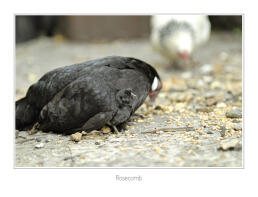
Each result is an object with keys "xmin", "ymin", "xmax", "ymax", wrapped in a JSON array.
[{"xmin": 16, "ymin": 56, "xmax": 162, "ymax": 134}]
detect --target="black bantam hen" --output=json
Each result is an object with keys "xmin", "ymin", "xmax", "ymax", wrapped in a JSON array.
[{"xmin": 16, "ymin": 56, "xmax": 162, "ymax": 134}]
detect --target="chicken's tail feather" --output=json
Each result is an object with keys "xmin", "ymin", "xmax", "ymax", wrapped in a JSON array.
[{"xmin": 15, "ymin": 97, "xmax": 38, "ymax": 130}]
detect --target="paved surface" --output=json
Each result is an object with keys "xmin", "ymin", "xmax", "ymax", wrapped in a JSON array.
[{"xmin": 15, "ymin": 32, "xmax": 242, "ymax": 167}]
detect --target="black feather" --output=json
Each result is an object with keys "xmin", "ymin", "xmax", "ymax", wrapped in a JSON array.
[{"xmin": 15, "ymin": 56, "xmax": 161, "ymax": 134}]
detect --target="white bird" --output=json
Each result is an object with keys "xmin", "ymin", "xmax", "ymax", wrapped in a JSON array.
[{"xmin": 150, "ymin": 15, "xmax": 211, "ymax": 65}]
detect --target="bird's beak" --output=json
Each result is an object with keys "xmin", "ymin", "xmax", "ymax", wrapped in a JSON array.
[
  {"xmin": 149, "ymin": 90, "xmax": 159, "ymax": 102},
  {"xmin": 149, "ymin": 80, "xmax": 162, "ymax": 102}
]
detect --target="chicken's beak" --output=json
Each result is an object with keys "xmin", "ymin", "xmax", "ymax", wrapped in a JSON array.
[
  {"xmin": 149, "ymin": 90, "xmax": 159, "ymax": 102},
  {"xmin": 149, "ymin": 80, "xmax": 162, "ymax": 102}
]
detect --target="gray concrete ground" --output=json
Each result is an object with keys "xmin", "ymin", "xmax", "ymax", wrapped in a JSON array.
[{"xmin": 15, "ymin": 32, "xmax": 242, "ymax": 167}]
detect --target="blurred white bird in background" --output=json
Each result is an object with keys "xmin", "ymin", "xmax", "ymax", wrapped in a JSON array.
[{"xmin": 150, "ymin": 15, "xmax": 211, "ymax": 67}]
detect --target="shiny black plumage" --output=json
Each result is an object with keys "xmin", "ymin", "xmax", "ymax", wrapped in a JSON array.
[{"xmin": 16, "ymin": 56, "xmax": 161, "ymax": 134}]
